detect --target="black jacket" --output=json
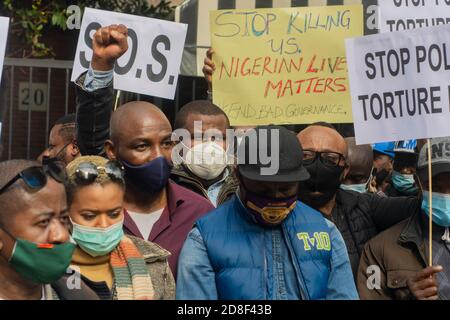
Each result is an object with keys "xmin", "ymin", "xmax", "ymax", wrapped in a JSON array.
[
  {"xmin": 74, "ymin": 72, "xmax": 421, "ymax": 281},
  {"xmin": 331, "ymin": 189, "xmax": 420, "ymax": 278},
  {"xmin": 75, "ymin": 72, "xmax": 114, "ymax": 156}
]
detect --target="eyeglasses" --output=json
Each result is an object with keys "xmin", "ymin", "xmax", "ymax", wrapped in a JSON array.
[
  {"xmin": 303, "ymin": 150, "xmax": 346, "ymax": 167},
  {"xmin": 74, "ymin": 161, "xmax": 124, "ymax": 184},
  {"xmin": 0, "ymin": 162, "xmax": 67, "ymax": 195}
]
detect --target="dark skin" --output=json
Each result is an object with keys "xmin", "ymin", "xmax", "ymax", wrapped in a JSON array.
[
  {"xmin": 297, "ymin": 126, "xmax": 349, "ymax": 216},
  {"xmin": 407, "ymin": 172, "xmax": 450, "ymax": 300},
  {"xmin": 373, "ymin": 153, "xmax": 394, "ymax": 193},
  {"xmin": 203, "ymin": 48, "xmax": 215, "ymax": 92},
  {"xmin": 91, "ymin": 24, "xmax": 128, "ymax": 71},
  {"xmin": 69, "ymin": 183, "xmax": 124, "ymax": 229},
  {"xmin": 41, "ymin": 124, "xmax": 80, "ymax": 166},
  {"xmin": 393, "ymin": 153, "xmax": 417, "ymax": 175},
  {"xmin": 373, "ymin": 153, "xmax": 393, "ymax": 173},
  {"xmin": 183, "ymin": 113, "xmax": 229, "ymax": 187},
  {"xmin": 0, "ymin": 179, "xmax": 70, "ymax": 300},
  {"xmin": 342, "ymin": 137, "xmax": 373, "ymax": 185},
  {"xmin": 237, "ymin": 171, "xmax": 299, "ymax": 200},
  {"xmin": 92, "ymin": 25, "xmax": 173, "ymax": 214},
  {"xmin": 105, "ymin": 102, "xmax": 174, "ymax": 213}
]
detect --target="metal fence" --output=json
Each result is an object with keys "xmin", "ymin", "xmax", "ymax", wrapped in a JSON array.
[
  {"xmin": 0, "ymin": 58, "xmax": 207, "ymax": 161},
  {"xmin": 2, "ymin": 58, "xmax": 73, "ymax": 160}
]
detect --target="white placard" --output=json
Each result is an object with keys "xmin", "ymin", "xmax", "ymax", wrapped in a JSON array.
[
  {"xmin": 346, "ymin": 24, "xmax": 450, "ymax": 145},
  {"xmin": 72, "ymin": 8, "xmax": 187, "ymax": 100},
  {"xmin": 0, "ymin": 17, "xmax": 9, "ymax": 87},
  {"xmin": 379, "ymin": 0, "xmax": 450, "ymax": 33}
]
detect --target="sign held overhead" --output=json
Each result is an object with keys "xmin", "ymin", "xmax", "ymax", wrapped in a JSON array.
[
  {"xmin": 72, "ymin": 8, "xmax": 187, "ymax": 100},
  {"xmin": 346, "ymin": 24, "xmax": 450, "ymax": 145}
]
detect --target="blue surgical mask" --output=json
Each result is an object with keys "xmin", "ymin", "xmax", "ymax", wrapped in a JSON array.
[
  {"xmin": 340, "ymin": 183, "xmax": 367, "ymax": 193},
  {"xmin": 71, "ymin": 219, "xmax": 124, "ymax": 257},
  {"xmin": 422, "ymin": 191, "xmax": 450, "ymax": 227},
  {"xmin": 122, "ymin": 157, "xmax": 170, "ymax": 195},
  {"xmin": 392, "ymin": 171, "xmax": 418, "ymax": 195}
]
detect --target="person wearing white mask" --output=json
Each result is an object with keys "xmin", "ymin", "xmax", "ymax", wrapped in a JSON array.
[
  {"xmin": 358, "ymin": 137, "xmax": 450, "ymax": 300},
  {"xmin": 171, "ymin": 100, "xmax": 233, "ymax": 207}
]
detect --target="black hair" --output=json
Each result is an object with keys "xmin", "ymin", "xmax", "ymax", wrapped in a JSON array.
[
  {"xmin": 174, "ymin": 100, "xmax": 230, "ymax": 130},
  {"xmin": 54, "ymin": 113, "xmax": 76, "ymax": 144}
]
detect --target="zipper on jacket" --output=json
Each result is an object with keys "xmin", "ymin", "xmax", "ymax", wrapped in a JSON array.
[
  {"xmin": 282, "ymin": 224, "xmax": 308, "ymax": 300},
  {"xmin": 263, "ymin": 240, "xmax": 268, "ymax": 300}
]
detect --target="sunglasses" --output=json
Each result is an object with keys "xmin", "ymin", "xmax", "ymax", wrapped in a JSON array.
[
  {"xmin": 74, "ymin": 161, "xmax": 124, "ymax": 184},
  {"xmin": 0, "ymin": 162, "xmax": 67, "ymax": 195}
]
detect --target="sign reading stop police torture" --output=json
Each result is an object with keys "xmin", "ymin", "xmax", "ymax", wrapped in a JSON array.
[
  {"xmin": 72, "ymin": 8, "xmax": 187, "ymax": 99},
  {"xmin": 379, "ymin": 0, "xmax": 450, "ymax": 33},
  {"xmin": 346, "ymin": 24, "xmax": 450, "ymax": 145},
  {"xmin": 210, "ymin": 5, "xmax": 363, "ymax": 126},
  {"xmin": 0, "ymin": 17, "xmax": 9, "ymax": 88}
]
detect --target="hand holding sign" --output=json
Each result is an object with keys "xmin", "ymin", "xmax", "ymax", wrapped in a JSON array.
[
  {"xmin": 92, "ymin": 24, "xmax": 129, "ymax": 71},
  {"xmin": 407, "ymin": 266, "xmax": 442, "ymax": 300}
]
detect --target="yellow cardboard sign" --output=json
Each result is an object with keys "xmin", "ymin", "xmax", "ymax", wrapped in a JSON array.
[{"xmin": 211, "ymin": 5, "xmax": 363, "ymax": 126}]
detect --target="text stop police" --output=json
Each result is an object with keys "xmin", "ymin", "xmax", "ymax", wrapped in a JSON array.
[{"xmin": 358, "ymin": 42, "xmax": 450, "ymax": 121}]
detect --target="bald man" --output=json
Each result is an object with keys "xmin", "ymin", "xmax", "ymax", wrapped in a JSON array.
[
  {"xmin": 297, "ymin": 125, "xmax": 420, "ymax": 277},
  {"xmin": 74, "ymin": 25, "xmax": 214, "ymax": 277},
  {"xmin": 341, "ymin": 137, "xmax": 374, "ymax": 194}
]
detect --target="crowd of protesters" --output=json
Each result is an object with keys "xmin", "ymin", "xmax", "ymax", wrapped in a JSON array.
[{"xmin": 0, "ymin": 24, "xmax": 448, "ymax": 301}]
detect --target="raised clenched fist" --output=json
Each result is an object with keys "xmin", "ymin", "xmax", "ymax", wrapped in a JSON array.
[{"xmin": 92, "ymin": 24, "xmax": 129, "ymax": 71}]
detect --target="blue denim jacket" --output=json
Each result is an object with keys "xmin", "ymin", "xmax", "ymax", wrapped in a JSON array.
[
  {"xmin": 83, "ymin": 66, "xmax": 113, "ymax": 91},
  {"xmin": 176, "ymin": 219, "xmax": 358, "ymax": 300}
]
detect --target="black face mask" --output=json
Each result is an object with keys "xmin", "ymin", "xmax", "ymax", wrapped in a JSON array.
[{"xmin": 298, "ymin": 158, "xmax": 344, "ymax": 209}]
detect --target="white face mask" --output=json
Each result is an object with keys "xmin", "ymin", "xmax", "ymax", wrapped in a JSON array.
[{"xmin": 183, "ymin": 141, "xmax": 228, "ymax": 181}]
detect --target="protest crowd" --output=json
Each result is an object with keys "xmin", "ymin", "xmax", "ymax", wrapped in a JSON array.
[{"xmin": 1, "ymin": 2, "xmax": 450, "ymax": 302}]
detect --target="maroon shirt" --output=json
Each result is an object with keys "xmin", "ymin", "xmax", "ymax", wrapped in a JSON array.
[{"xmin": 123, "ymin": 181, "xmax": 215, "ymax": 278}]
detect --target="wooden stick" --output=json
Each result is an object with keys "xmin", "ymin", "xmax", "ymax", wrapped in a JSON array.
[
  {"xmin": 114, "ymin": 90, "xmax": 121, "ymax": 111},
  {"xmin": 427, "ymin": 138, "xmax": 433, "ymax": 267}
]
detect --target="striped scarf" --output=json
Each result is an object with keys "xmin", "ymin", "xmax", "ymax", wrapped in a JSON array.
[{"xmin": 110, "ymin": 237, "xmax": 155, "ymax": 300}]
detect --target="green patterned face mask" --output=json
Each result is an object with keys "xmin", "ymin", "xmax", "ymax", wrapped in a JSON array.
[{"xmin": 8, "ymin": 237, "xmax": 75, "ymax": 284}]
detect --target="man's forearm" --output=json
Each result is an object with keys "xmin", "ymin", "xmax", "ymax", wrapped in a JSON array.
[{"xmin": 75, "ymin": 67, "xmax": 114, "ymax": 156}]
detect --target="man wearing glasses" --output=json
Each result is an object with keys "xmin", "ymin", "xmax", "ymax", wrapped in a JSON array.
[
  {"xmin": 0, "ymin": 160, "xmax": 97, "ymax": 300},
  {"xmin": 297, "ymin": 125, "xmax": 421, "ymax": 277},
  {"xmin": 176, "ymin": 126, "xmax": 358, "ymax": 300}
]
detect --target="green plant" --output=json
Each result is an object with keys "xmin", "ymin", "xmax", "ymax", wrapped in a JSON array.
[{"xmin": 1, "ymin": 0, "xmax": 176, "ymax": 58}]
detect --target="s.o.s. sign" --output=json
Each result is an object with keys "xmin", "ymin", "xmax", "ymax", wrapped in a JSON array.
[{"xmin": 72, "ymin": 8, "xmax": 187, "ymax": 100}]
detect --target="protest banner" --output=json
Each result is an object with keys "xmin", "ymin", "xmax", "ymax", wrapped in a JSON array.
[
  {"xmin": 210, "ymin": 5, "xmax": 364, "ymax": 126},
  {"xmin": 379, "ymin": 0, "xmax": 450, "ymax": 33},
  {"xmin": 346, "ymin": 24, "xmax": 450, "ymax": 146},
  {"xmin": 377, "ymin": 2, "xmax": 450, "ymax": 263},
  {"xmin": 72, "ymin": 8, "xmax": 187, "ymax": 100},
  {"xmin": 0, "ymin": 17, "xmax": 9, "ymax": 88}
]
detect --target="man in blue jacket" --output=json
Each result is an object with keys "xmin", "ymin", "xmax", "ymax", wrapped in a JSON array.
[{"xmin": 176, "ymin": 125, "xmax": 358, "ymax": 300}]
